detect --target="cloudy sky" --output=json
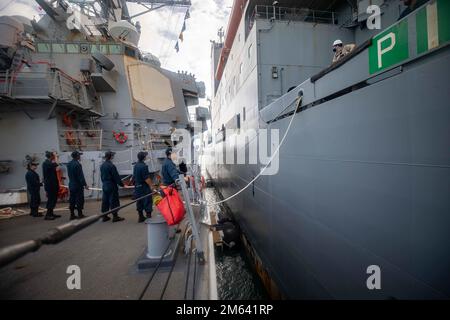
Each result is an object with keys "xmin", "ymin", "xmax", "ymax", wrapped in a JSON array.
[{"xmin": 0, "ymin": 0, "xmax": 233, "ymax": 99}]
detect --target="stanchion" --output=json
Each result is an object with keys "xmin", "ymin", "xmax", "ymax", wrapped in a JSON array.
[{"xmin": 178, "ymin": 174, "xmax": 205, "ymax": 263}]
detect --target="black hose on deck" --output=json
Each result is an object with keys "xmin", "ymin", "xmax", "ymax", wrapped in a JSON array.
[
  {"xmin": 138, "ymin": 238, "xmax": 174, "ymax": 300},
  {"xmin": 159, "ymin": 228, "xmax": 185, "ymax": 300},
  {"xmin": 0, "ymin": 184, "xmax": 175, "ymax": 269}
]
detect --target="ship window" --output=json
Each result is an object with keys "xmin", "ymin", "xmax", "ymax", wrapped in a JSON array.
[
  {"xmin": 66, "ymin": 43, "xmax": 79, "ymax": 53},
  {"xmin": 99, "ymin": 45, "xmax": 109, "ymax": 54},
  {"xmin": 37, "ymin": 43, "xmax": 51, "ymax": 53},
  {"xmin": 125, "ymin": 46, "xmax": 136, "ymax": 58},
  {"xmin": 109, "ymin": 44, "xmax": 122, "ymax": 54},
  {"xmin": 236, "ymin": 114, "xmax": 241, "ymax": 130},
  {"xmin": 90, "ymin": 44, "xmax": 100, "ymax": 53},
  {"xmin": 243, "ymin": 107, "xmax": 246, "ymax": 121},
  {"xmin": 52, "ymin": 43, "xmax": 65, "ymax": 53}
]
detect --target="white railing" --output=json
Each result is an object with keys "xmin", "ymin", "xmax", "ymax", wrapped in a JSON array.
[{"xmin": 252, "ymin": 5, "xmax": 338, "ymax": 25}]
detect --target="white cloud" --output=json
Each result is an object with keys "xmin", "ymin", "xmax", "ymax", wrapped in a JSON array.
[
  {"xmin": 0, "ymin": 0, "xmax": 40, "ymax": 19},
  {"xmin": 129, "ymin": 0, "xmax": 233, "ymax": 99}
]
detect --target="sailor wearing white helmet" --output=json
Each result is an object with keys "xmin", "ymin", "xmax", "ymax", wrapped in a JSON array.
[{"xmin": 332, "ymin": 39, "xmax": 356, "ymax": 63}]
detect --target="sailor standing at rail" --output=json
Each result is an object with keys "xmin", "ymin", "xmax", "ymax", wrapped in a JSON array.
[
  {"xmin": 100, "ymin": 151, "xmax": 125, "ymax": 223},
  {"xmin": 42, "ymin": 151, "xmax": 61, "ymax": 220},
  {"xmin": 132, "ymin": 151, "xmax": 154, "ymax": 223},
  {"xmin": 67, "ymin": 151, "xmax": 89, "ymax": 220},
  {"xmin": 25, "ymin": 159, "xmax": 43, "ymax": 218},
  {"xmin": 161, "ymin": 147, "xmax": 185, "ymax": 186}
]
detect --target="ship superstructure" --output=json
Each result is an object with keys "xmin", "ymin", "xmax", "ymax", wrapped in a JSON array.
[
  {"xmin": 206, "ymin": 0, "xmax": 450, "ymax": 298},
  {"xmin": 0, "ymin": 0, "xmax": 205, "ymax": 204}
]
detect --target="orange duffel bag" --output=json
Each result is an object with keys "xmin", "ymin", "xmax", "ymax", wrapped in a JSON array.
[{"xmin": 156, "ymin": 186, "xmax": 186, "ymax": 226}]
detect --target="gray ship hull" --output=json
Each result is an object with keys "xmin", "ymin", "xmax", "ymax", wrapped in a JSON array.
[{"xmin": 207, "ymin": 45, "xmax": 450, "ymax": 299}]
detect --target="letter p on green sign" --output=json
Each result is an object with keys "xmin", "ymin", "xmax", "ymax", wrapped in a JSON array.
[{"xmin": 369, "ymin": 20, "xmax": 409, "ymax": 74}]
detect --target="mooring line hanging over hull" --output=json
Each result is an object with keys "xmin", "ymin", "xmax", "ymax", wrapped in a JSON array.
[{"xmin": 205, "ymin": 92, "xmax": 303, "ymax": 207}]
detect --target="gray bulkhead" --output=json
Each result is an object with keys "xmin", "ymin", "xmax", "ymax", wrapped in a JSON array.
[{"xmin": 207, "ymin": 0, "xmax": 450, "ymax": 298}]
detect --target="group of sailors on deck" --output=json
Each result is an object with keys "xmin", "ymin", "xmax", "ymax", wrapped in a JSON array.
[{"xmin": 25, "ymin": 147, "xmax": 187, "ymax": 223}]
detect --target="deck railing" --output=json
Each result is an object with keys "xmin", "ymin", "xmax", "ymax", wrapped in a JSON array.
[{"xmin": 252, "ymin": 5, "xmax": 338, "ymax": 25}]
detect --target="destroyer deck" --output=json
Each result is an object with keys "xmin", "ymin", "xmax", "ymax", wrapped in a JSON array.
[{"xmin": 0, "ymin": 199, "xmax": 213, "ymax": 300}]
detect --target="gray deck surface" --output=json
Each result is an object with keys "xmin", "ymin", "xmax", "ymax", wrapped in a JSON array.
[{"xmin": 0, "ymin": 198, "xmax": 209, "ymax": 300}]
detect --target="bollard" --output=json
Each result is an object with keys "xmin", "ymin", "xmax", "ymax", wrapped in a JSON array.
[{"xmin": 146, "ymin": 215, "xmax": 172, "ymax": 259}]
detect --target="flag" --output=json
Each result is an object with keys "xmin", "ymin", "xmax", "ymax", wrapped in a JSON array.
[
  {"xmin": 175, "ymin": 42, "xmax": 179, "ymax": 52},
  {"xmin": 179, "ymin": 32, "xmax": 184, "ymax": 42}
]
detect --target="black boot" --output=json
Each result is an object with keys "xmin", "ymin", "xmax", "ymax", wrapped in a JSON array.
[
  {"xmin": 70, "ymin": 209, "xmax": 77, "ymax": 220},
  {"xmin": 102, "ymin": 214, "xmax": 111, "ymax": 222},
  {"xmin": 30, "ymin": 208, "xmax": 40, "ymax": 217},
  {"xmin": 138, "ymin": 211, "xmax": 145, "ymax": 223},
  {"xmin": 77, "ymin": 209, "xmax": 86, "ymax": 219},
  {"xmin": 44, "ymin": 209, "xmax": 55, "ymax": 220},
  {"xmin": 112, "ymin": 213, "xmax": 125, "ymax": 223},
  {"xmin": 34, "ymin": 208, "xmax": 43, "ymax": 217}
]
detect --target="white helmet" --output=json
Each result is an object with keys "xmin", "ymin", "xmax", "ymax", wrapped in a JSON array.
[{"xmin": 333, "ymin": 39, "xmax": 343, "ymax": 46}]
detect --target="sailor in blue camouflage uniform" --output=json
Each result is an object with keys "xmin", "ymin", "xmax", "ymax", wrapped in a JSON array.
[
  {"xmin": 100, "ymin": 151, "xmax": 125, "ymax": 223},
  {"xmin": 42, "ymin": 151, "xmax": 61, "ymax": 220},
  {"xmin": 25, "ymin": 159, "xmax": 43, "ymax": 218},
  {"xmin": 67, "ymin": 151, "xmax": 89, "ymax": 220},
  {"xmin": 132, "ymin": 151, "xmax": 154, "ymax": 223},
  {"xmin": 161, "ymin": 147, "xmax": 182, "ymax": 186}
]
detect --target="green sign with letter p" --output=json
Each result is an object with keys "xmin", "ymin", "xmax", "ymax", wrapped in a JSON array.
[{"xmin": 369, "ymin": 20, "xmax": 409, "ymax": 74}]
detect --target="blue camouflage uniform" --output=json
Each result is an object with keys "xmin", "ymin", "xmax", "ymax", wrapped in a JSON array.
[
  {"xmin": 100, "ymin": 160, "xmax": 123, "ymax": 215},
  {"xmin": 133, "ymin": 160, "xmax": 152, "ymax": 216},
  {"xmin": 67, "ymin": 159, "xmax": 87, "ymax": 213},
  {"xmin": 161, "ymin": 157, "xmax": 181, "ymax": 186},
  {"xmin": 25, "ymin": 169, "xmax": 41, "ymax": 216},
  {"xmin": 42, "ymin": 159, "xmax": 59, "ymax": 210}
]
